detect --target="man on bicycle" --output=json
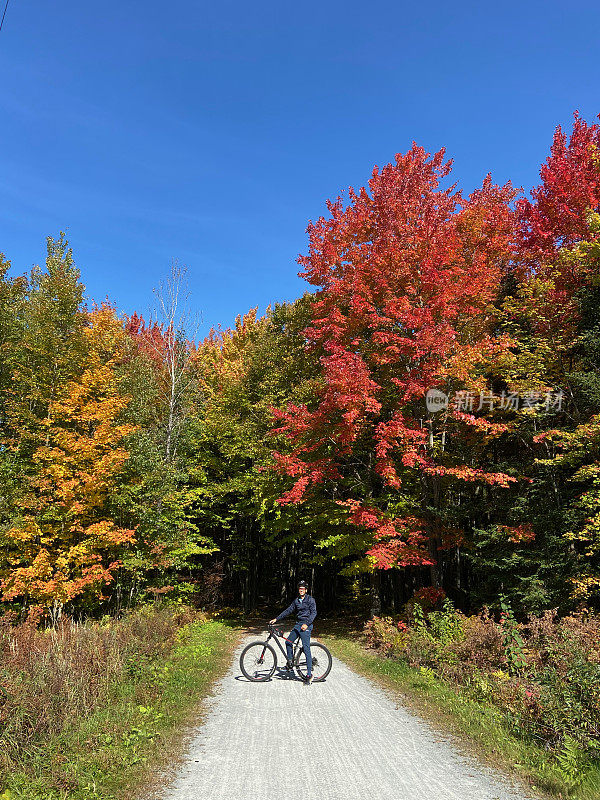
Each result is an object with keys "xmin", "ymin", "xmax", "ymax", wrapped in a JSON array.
[{"xmin": 270, "ymin": 580, "xmax": 316, "ymax": 684}]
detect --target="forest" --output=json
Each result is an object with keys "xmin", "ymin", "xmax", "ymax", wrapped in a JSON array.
[{"xmin": 2, "ymin": 113, "xmax": 600, "ymax": 623}]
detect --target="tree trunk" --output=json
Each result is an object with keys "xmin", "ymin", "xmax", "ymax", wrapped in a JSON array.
[{"xmin": 370, "ymin": 570, "xmax": 382, "ymax": 617}]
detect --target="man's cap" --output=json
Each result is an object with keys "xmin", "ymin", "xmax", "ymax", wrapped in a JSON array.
[{"xmin": 297, "ymin": 580, "xmax": 309, "ymax": 588}]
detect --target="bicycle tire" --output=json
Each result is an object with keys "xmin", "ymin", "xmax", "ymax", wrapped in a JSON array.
[
  {"xmin": 295, "ymin": 641, "xmax": 332, "ymax": 681},
  {"xmin": 239, "ymin": 640, "xmax": 278, "ymax": 682}
]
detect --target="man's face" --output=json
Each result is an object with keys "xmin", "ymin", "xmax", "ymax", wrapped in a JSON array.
[{"xmin": 298, "ymin": 585, "xmax": 307, "ymax": 597}]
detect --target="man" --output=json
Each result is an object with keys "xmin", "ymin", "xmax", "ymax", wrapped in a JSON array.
[{"xmin": 270, "ymin": 580, "xmax": 317, "ymax": 685}]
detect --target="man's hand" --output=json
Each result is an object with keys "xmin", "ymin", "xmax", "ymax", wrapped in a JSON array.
[
  {"xmin": 269, "ymin": 618, "xmax": 277, "ymax": 624},
  {"xmin": 301, "ymin": 624, "xmax": 308, "ymax": 631}
]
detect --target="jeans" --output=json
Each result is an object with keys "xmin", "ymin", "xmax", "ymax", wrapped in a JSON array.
[{"xmin": 286, "ymin": 623, "xmax": 313, "ymax": 675}]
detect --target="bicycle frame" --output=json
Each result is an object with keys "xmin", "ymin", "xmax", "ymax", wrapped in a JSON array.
[{"xmin": 263, "ymin": 625, "xmax": 306, "ymax": 662}]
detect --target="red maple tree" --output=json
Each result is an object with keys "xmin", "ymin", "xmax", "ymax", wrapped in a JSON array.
[
  {"xmin": 272, "ymin": 144, "xmax": 518, "ymax": 576},
  {"xmin": 517, "ymin": 113, "xmax": 600, "ymax": 269}
]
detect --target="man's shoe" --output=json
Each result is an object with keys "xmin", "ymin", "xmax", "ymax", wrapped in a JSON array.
[
  {"xmin": 285, "ymin": 660, "xmax": 294, "ymax": 671},
  {"xmin": 304, "ymin": 674, "xmax": 313, "ymax": 685}
]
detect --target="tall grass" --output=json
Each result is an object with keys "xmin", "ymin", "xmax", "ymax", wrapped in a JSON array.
[
  {"xmin": 0, "ymin": 605, "xmax": 240, "ymax": 798},
  {"xmin": 0, "ymin": 606, "xmax": 193, "ymax": 767}
]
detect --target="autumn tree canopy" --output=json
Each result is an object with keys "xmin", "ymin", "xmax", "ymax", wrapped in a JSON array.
[{"xmin": 2, "ymin": 114, "xmax": 600, "ymax": 618}]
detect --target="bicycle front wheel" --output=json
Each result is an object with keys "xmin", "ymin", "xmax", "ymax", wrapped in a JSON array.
[
  {"xmin": 295, "ymin": 641, "xmax": 332, "ymax": 682},
  {"xmin": 239, "ymin": 641, "xmax": 277, "ymax": 682}
]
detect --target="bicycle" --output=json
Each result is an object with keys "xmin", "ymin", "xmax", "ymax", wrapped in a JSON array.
[{"xmin": 239, "ymin": 623, "xmax": 332, "ymax": 682}]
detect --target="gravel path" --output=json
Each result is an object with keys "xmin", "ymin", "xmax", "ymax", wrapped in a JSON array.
[{"xmin": 157, "ymin": 633, "xmax": 536, "ymax": 800}]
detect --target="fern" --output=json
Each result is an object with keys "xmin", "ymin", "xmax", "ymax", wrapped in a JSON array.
[{"xmin": 556, "ymin": 734, "xmax": 586, "ymax": 790}]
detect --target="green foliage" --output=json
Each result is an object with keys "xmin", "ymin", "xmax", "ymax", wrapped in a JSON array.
[
  {"xmin": 499, "ymin": 597, "xmax": 528, "ymax": 674},
  {"xmin": 427, "ymin": 599, "xmax": 465, "ymax": 646},
  {"xmin": 556, "ymin": 735, "xmax": 587, "ymax": 790},
  {"xmin": 409, "ymin": 598, "xmax": 465, "ymax": 655}
]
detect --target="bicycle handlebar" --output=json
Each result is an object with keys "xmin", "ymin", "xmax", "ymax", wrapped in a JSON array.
[{"xmin": 267, "ymin": 623, "xmax": 285, "ymax": 636}]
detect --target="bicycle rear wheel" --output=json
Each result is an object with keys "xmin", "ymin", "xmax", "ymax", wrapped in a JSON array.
[
  {"xmin": 295, "ymin": 641, "xmax": 332, "ymax": 681},
  {"xmin": 239, "ymin": 641, "xmax": 277, "ymax": 682}
]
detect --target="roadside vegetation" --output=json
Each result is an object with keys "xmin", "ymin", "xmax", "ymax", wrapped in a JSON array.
[
  {"xmin": 323, "ymin": 598, "xmax": 600, "ymax": 800},
  {"xmin": 0, "ymin": 605, "xmax": 241, "ymax": 800}
]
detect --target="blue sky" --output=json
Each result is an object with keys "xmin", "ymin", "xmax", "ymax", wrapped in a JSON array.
[{"xmin": 1, "ymin": 0, "xmax": 599, "ymax": 335}]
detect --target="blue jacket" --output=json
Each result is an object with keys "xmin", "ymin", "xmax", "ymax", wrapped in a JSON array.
[{"xmin": 276, "ymin": 594, "xmax": 317, "ymax": 627}]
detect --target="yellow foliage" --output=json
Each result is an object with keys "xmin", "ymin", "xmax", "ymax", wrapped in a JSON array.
[{"xmin": 0, "ymin": 306, "xmax": 138, "ymax": 608}]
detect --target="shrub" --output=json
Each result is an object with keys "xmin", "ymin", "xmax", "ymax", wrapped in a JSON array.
[
  {"xmin": 448, "ymin": 608, "xmax": 504, "ymax": 671},
  {"xmin": 363, "ymin": 615, "xmax": 402, "ymax": 653}
]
